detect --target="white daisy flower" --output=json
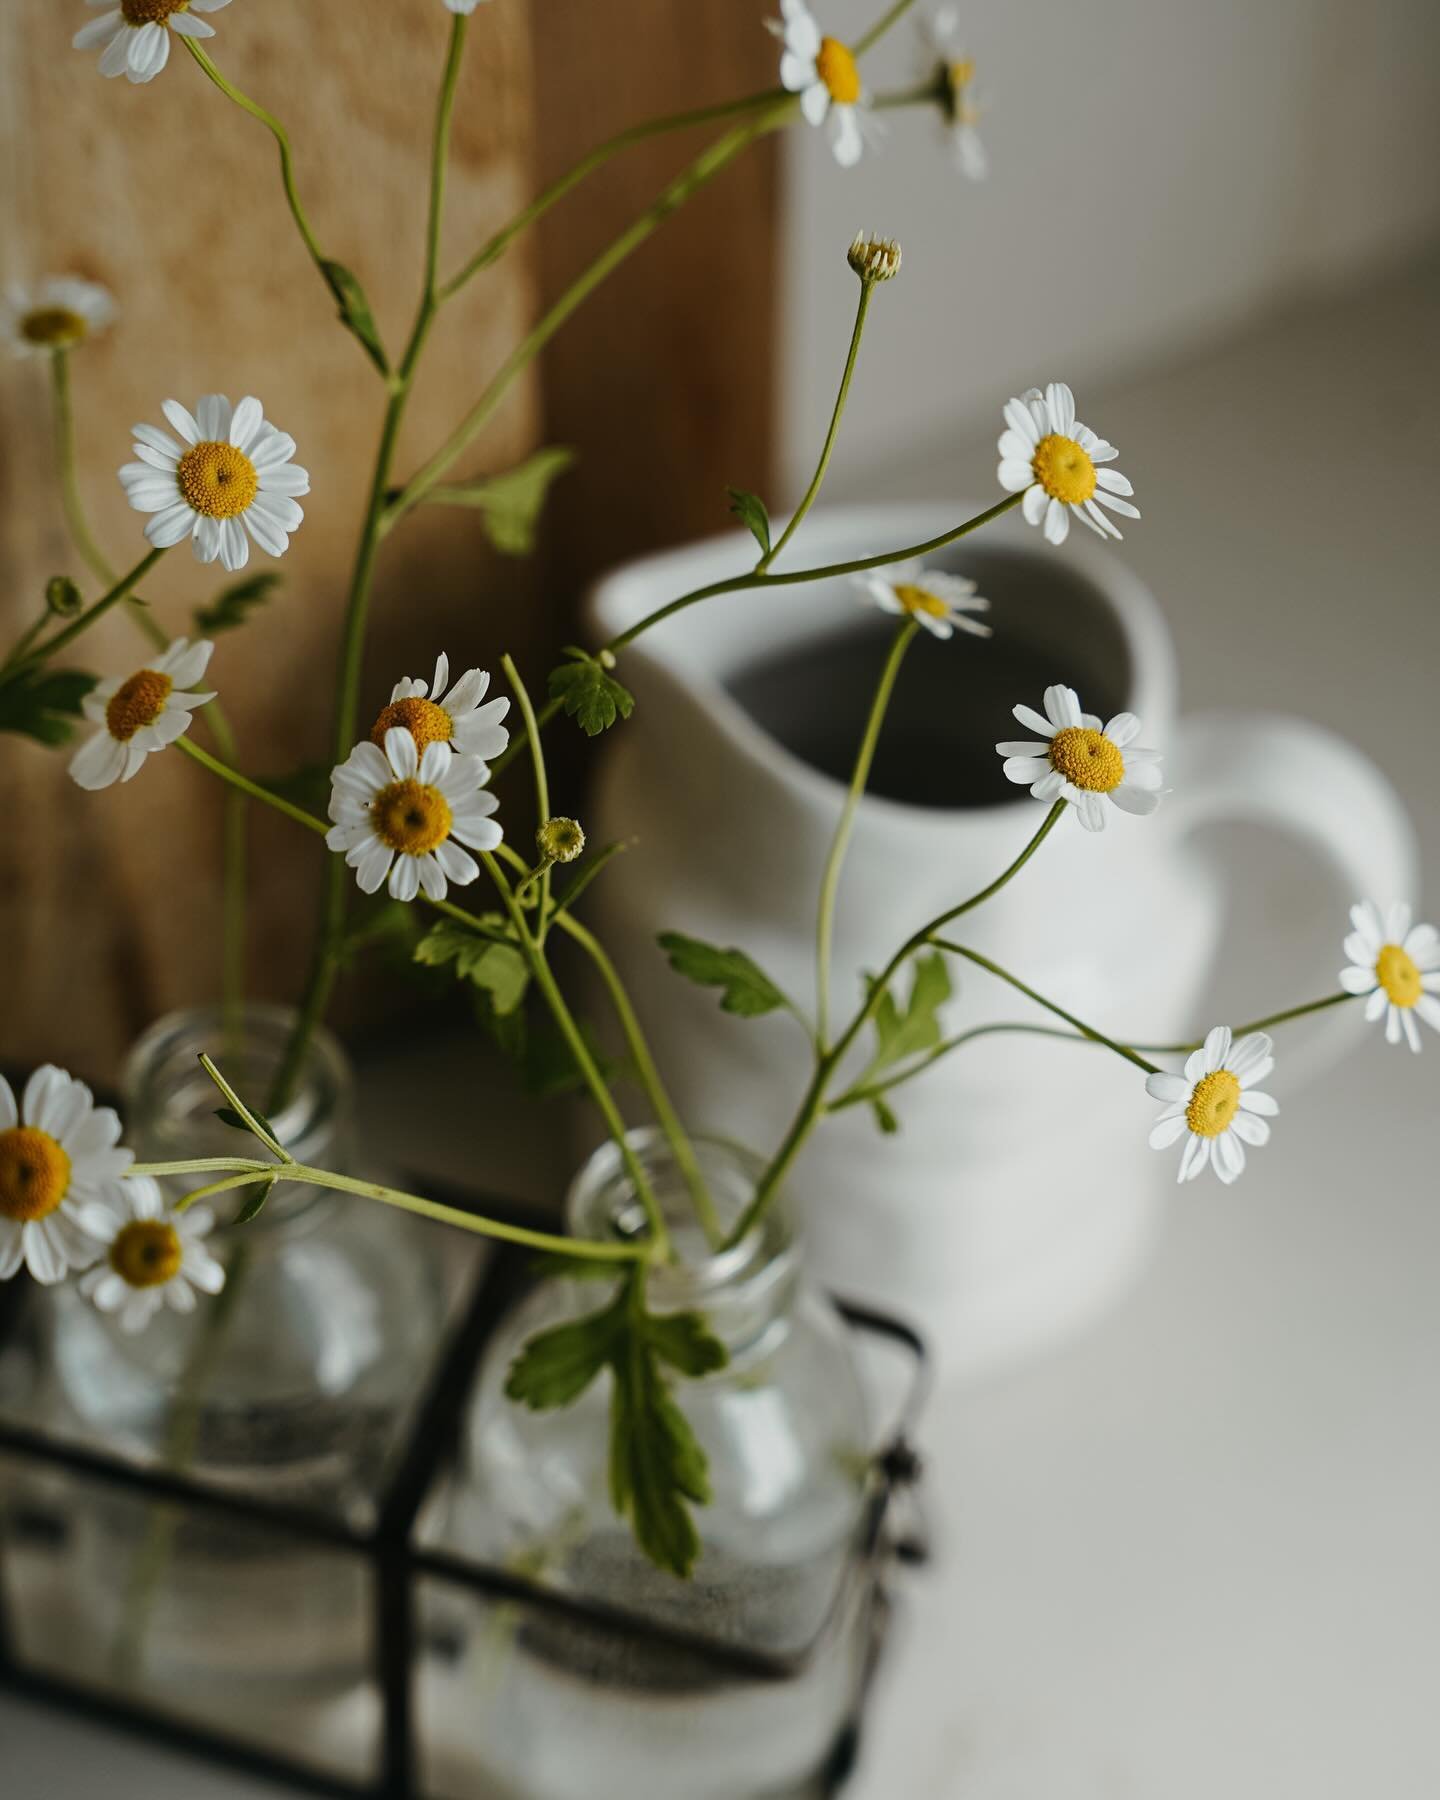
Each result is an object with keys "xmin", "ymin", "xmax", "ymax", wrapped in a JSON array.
[
  {"xmin": 0, "ymin": 1066, "xmax": 133, "ymax": 1285},
  {"xmin": 1339, "ymin": 900, "xmax": 1440, "ymax": 1053},
  {"xmin": 69, "ymin": 636, "xmax": 215, "ymax": 791},
  {"xmin": 74, "ymin": 0, "xmax": 231, "ymax": 85},
  {"xmin": 854, "ymin": 560, "xmax": 991, "ymax": 640},
  {"xmin": 3, "ymin": 276, "xmax": 116, "ymax": 358},
  {"xmin": 997, "ymin": 382, "xmax": 1139, "ymax": 546},
  {"xmin": 326, "ymin": 725, "xmax": 503, "ymax": 904},
  {"xmin": 997, "ymin": 683, "xmax": 1162, "ymax": 831},
  {"xmin": 770, "ymin": 0, "xmax": 879, "ymax": 168},
  {"xmin": 75, "ymin": 1177, "xmax": 225, "ymax": 1334},
  {"xmin": 918, "ymin": 7, "xmax": 988, "ymax": 179},
  {"xmin": 118, "ymin": 394, "xmax": 309, "ymax": 574},
  {"xmin": 373, "ymin": 654, "xmax": 511, "ymax": 763},
  {"xmin": 1145, "ymin": 1026, "xmax": 1278, "ymax": 1187}
]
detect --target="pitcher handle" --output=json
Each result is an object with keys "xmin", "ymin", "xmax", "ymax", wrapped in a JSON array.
[{"xmin": 1163, "ymin": 711, "xmax": 1417, "ymax": 1086}]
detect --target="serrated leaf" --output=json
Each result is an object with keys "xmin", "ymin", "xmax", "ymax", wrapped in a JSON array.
[
  {"xmin": 427, "ymin": 448, "xmax": 576, "ymax": 556},
  {"xmin": 548, "ymin": 658, "xmax": 635, "ymax": 737},
  {"xmin": 414, "ymin": 921, "xmax": 530, "ymax": 1016},
  {"xmin": 862, "ymin": 950, "xmax": 952, "ymax": 1080},
  {"xmin": 0, "ymin": 667, "xmax": 97, "ymax": 747},
  {"xmin": 657, "ymin": 931, "xmax": 791, "ymax": 1019},
  {"xmin": 193, "ymin": 572, "xmax": 281, "ymax": 637},
  {"xmin": 726, "ymin": 486, "xmax": 771, "ymax": 556},
  {"xmin": 321, "ymin": 260, "xmax": 388, "ymax": 376},
  {"xmin": 507, "ymin": 1269, "xmax": 727, "ymax": 1578},
  {"xmin": 505, "ymin": 1301, "xmax": 625, "ymax": 1411},
  {"xmin": 869, "ymin": 1096, "xmax": 901, "ymax": 1135}
]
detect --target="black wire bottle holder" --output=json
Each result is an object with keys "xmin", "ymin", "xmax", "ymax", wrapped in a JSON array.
[{"xmin": 0, "ymin": 1176, "xmax": 929, "ymax": 1799}]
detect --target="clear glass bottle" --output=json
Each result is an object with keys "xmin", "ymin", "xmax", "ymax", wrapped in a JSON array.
[
  {"xmin": 41, "ymin": 1005, "xmax": 444, "ymax": 1713},
  {"xmin": 432, "ymin": 1129, "xmax": 873, "ymax": 1800}
]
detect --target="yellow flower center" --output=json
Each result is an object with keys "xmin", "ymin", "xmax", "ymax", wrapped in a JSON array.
[
  {"xmin": 372, "ymin": 779, "xmax": 453, "ymax": 856},
  {"xmin": 1186, "ymin": 1070, "xmax": 1241, "ymax": 1139},
  {"xmin": 105, "ymin": 668, "xmax": 173, "ymax": 742},
  {"xmin": 949, "ymin": 55, "xmax": 976, "ymax": 91},
  {"xmin": 370, "ymin": 696, "xmax": 453, "ymax": 753},
  {"xmin": 1048, "ymin": 726, "xmax": 1124, "ymax": 793},
  {"xmin": 892, "ymin": 583, "xmax": 950, "ymax": 621},
  {"xmin": 1375, "ymin": 942, "xmax": 1422, "ymax": 1009},
  {"xmin": 1031, "ymin": 433, "xmax": 1097, "ymax": 506},
  {"xmin": 121, "ymin": 0, "xmax": 188, "ymax": 24},
  {"xmin": 816, "ymin": 37, "xmax": 862, "ymax": 105},
  {"xmin": 0, "ymin": 1127, "xmax": 71, "ymax": 1223},
  {"xmin": 20, "ymin": 306, "xmax": 88, "ymax": 348},
  {"xmin": 176, "ymin": 440, "xmax": 259, "ymax": 520},
  {"xmin": 109, "ymin": 1218, "xmax": 184, "ymax": 1289}
]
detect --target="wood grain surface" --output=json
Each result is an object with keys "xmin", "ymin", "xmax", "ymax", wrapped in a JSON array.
[{"xmin": 0, "ymin": 0, "xmax": 778, "ymax": 1078}]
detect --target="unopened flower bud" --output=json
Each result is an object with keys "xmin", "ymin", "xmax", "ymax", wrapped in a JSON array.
[
  {"xmin": 46, "ymin": 575, "xmax": 83, "ymax": 617},
  {"xmin": 847, "ymin": 232, "xmax": 901, "ymax": 284},
  {"xmin": 537, "ymin": 817, "xmax": 586, "ymax": 865}
]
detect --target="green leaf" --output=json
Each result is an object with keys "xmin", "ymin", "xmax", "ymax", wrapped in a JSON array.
[
  {"xmin": 863, "ymin": 951, "xmax": 953, "ymax": 1079},
  {"xmin": 414, "ymin": 921, "xmax": 530, "ymax": 1016},
  {"xmin": 507, "ymin": 1270, "xmax": 728, "ymax": 1578},
  {"xmin": 548, "ymin": 658, "xmax": 635, "ymax": 737},
  {"xmin": 233, "ymin": 1178, "xmax": 275, "ymax": 1227},
  {"xmin": 869, "ymin": 1096, "xmax": 901, "ymax": 1136},
  {"xmin": 321, "ymin": 260, "xmax": 389, "ymax": 376},
  {"xmin": 193, "ymin": 571, "xmax": 281, "ymax": 637},
  {"xmin": 726, "ymin": 486, "xmax": 771, "ymax": 556},
  {"xmin": 529, "ymin": 1252, "xmax": 634, "ymax": 1285},
  {"xmin": 0, "ymin": 667, "xmax": 97, "ymax": 747},
  {"xmin": 428, "ymin": 448, "xmax": 576, "ymax": 556},
  {"xmin": 657, "ymin": 931, "xmax": 790, "ymax": 1019},
  {"xmin": 505, "ymin": 1301, "xmax": 626, "ymax": 1410},
  {"xmin": 213, "ymin": 1104, "xmax": 282, "ymax": 1145}
]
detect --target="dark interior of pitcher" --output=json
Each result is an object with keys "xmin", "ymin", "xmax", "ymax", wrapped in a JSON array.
[{"xmin": 725, "ymin": 544, "xmax": 1134, "ymax": 810}]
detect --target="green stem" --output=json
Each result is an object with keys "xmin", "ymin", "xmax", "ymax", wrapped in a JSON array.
[
  {"xmin": 490, "ymin": 492, "xmax": 1024, "ymax": 780},
  {"xmin": 553, "ymin": 910, "xmax": 722, "ymax": 1248},
  {"xmin": 438, "ymin": 90, "xmax": 785, "ymax": 299},
  {"xmin": 831, "ymin": 992, "xmax": 1360, "ymax": 1110},
  {"xmin": 127, "ymin": 1154, "xmax": 650, "ymax": 1264},
  {"xmin": 46, "ymin": 351, "xmax": 248, "ymax": 1032},
  {"xmin": 725, "ymin": 800, "xmax": 1065, "ymax": 1250},
  {"xmin": 856, "ymin": 0, "xmax": 920, "ymax": 54},
  {"xmin": 815, "ymin": 619, "xmax": 918, "ymax": 1046},
  {"xmin": 760, "ymin": 280, "xmax": 873, "ymax": 571},
  {"xmin": 3, "ymin": 547, "xmax": 164, "ymax": 674},
  {"xmin": 176, "ymin": 737, "xmax": 328, "ymax": 836},
  {"xmin": 501, "ymin": 652, "xmax": 554, "ymax": 944},
  {"xmin": 182, "ymin": 41, "xmax": 332, "ymax": 298},
  {"xmin": 476, "ymin": 860, "xmax": 671, "ymax": 1259},
  {"xmin": 273, "ymin": 21, "xmax": 469, "ymax": 1114},
  {"xmin": 389, "ymin": 101, "xmax": 793, "ymax": 522},
  {"xmin": 51, "ymin": 350, "xmax": 122, "ymax": 593},
  {"xmin": 929, "ymin": 941, "xmax": 1161, "ymax": 1074}
]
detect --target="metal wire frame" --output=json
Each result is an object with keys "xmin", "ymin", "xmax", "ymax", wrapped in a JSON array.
[{"xmin": 0, "ymin": 1174, "xmax": 929, "ymax": 1799}]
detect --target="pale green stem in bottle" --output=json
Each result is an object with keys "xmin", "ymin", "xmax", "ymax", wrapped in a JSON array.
[{"xmin": 815, "ymin": 618, "xmax": 919, "ymax": 1047}]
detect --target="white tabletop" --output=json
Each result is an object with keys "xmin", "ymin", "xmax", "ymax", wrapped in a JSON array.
[{"xmin": 6, "ymin": 256, "xmax": 1438, "ymax": 1798}]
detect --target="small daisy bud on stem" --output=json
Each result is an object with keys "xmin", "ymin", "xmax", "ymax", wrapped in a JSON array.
[
  {"xmin": 536, "ymin": 817, "xmax": 586, "ymax": 866},
  {"xmin": 847, "ymin": 232, "xmax": 901, "ymax": 284},
  {"xmin": 46, "ymin": 575, "xmax": 83, "ymax": 618}
]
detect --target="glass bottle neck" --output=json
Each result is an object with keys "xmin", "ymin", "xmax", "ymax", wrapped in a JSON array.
[{"xmin": 566, "ymin": 1129, "xmax": 799, "ymax": 1360}]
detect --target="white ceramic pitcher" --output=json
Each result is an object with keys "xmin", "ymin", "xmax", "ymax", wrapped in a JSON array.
[{"xmin": 582, "ymin": 505, "xmax": 1415, "ymax": 1378}]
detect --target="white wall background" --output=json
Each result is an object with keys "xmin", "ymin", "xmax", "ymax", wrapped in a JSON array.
[{"xmin": 778, "ymin": 0, "xmax": 1440, "ymax": 493}]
